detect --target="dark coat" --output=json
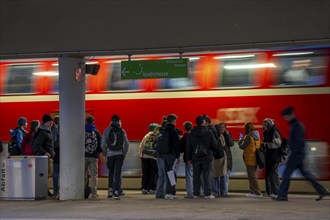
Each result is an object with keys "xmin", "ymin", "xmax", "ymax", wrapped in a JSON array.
[
  {"xmin": 164, "ymin": 123, "xmax": 180, "ymax": 158},
  {"xmin": 222, "ymin": 132, "xmax": 235, "ymax": 170},
  {"xmin": 32, "ymin": 126, "xmax": 55, "ymax": 158},
  {"xmin": 186, "ymin": 125, "xmax": 219, "ymax": 161},
  {"xmin": 288, "ymin": 118, "xmax": 306, "ymax": 156}
]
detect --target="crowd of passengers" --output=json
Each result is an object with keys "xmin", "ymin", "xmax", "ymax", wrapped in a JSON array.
[{"xmin": 3, "ymin": 107, "xmax": 328, "ymax": 201}]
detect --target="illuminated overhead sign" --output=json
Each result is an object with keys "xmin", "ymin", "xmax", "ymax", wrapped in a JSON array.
[{"xmin": 121, "ymin": 58, "xmax": 188, "ymax": 79}]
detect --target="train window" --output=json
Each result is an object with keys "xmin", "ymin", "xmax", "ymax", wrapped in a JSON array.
[
  {"xmin": 216, "ymin": 56, "xmax": 257, "ymax": 88},
  {"xmin": 5, "ymin": 64, "xmax": 37, "ymax": 94},
  {"xmin": 156, "ymin": 59, "xmax": 199, "ymax": 90},
  {"xmin": 106, "ymin": 62, "xmax": 143, "ymax": 91},
  {"xmin": 272, "ymin": 51, "xmax": 328, "ymax": 86}
]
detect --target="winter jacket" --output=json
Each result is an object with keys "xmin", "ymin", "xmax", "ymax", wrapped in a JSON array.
[
  {"xmin": 163, "ymin": 123, "xmax": 181, "ymax": 159},
  {"xmin": 222, "ymin": 132, "xmax": 235, "ymax": 170},
  {"xmin": 288, "ymin": 118, "xmax": 306, "ymax": 156},
  {"xmin": 180, "ymin": 133, "xmax": 189, "ymax": 163},
  {"xmin": 186, "ymin": 125, "xmax": 219, "ymax": 161},
  {"xmin": 101, "ymin": 123, "xmax": 129, "ymax": 158},
  {"xmin": 9, "ymin": 127, "xmax": 26, "ymax": 148},
  {"xmin": 32, "ymin": 124, "xmax": 55, "ymax": 158},
  {"xmin": 263, "ymin": 126, "xmax": 282, "ymax": 162},
  {"xmin": 238, "ymin": 130, "xmax": 260, "ymax": 166},
  {"xmin": 21, "ymin": 130, "xmax": 37, "ymax": 155}
]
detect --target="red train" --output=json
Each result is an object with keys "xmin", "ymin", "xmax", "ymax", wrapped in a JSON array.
[{"xmin": 1, "ymin": 45, "xmax": 329, "ymax": 180}]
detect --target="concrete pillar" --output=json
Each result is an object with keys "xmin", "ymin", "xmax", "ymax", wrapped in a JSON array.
[{"xmin": 58, "ymin": 56, "xmax": 85, "ymax": 200}]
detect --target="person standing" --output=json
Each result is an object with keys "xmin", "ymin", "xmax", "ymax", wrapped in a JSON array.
[
  {"xmin": 274, "ymin": 107, "xmax": 328, "ymax": 201},
  {"xmin": 21, "ymin": 120, "xmax": 40, "ymax": 156},
  {"xmin": 218, "ymin": 122, "xmax": 234, "ymax": 196},
  {"xmin": 51, "ymin": 116, "xmax": 60, "ymax": 198},
  {"xmin": 32, "ymin": 114, "xmax": 55, "ymax": 197},
  {"xmin": 162, "ymin": 114, "xmax": 181, "ymax": 200},
  {"xmin": 85, "ymin": 116, "xmax": 103, "ymax": 198},
  {"xmin": 238, "ymin": 122, "xmax": 262, "ymax": 198},
  {"xmin": 9, "ymin": 117, "xmax": 28, "ymax": 155},
  {"xmin": 262, "ymin": 118, "xmax": 281, "ymax": 198},
  {"xmin": 102, "ymin": 114, "xmax": 129, "ymax": 200},
  {"xmin": 186, "ymin": 115, "xmax": 219, "ymax": 199},
  {"xmin": 180, "ymin": 121, "xmax": 194, "ymax": 199},
  {"xmin": 138, "ymin": 123, "xmax": 159, "ymax": 194}
]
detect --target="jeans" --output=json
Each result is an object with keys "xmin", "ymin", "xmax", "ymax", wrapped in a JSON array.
[
  {"xmin": 193, "ymin": 159, "xmax": 212, "ymax": 196},
  {"xmin": 185, "ymin": 163, "xmax": 193, "ymax": 197},
  {"xmin": 107, "ymin": 155, "xmax": 124, "ymax": 193},
  {"xmin": 212, "ymin": 176, "xmax": 226, "ymax": 196},
  {"xmin": 156, "ymin": 157, "xmax": 166, "ymax": 197},
  {"xmin": 225, "ymin": 170, "xmax": 231, "ymax": 194},
  {"xmin": 85, "ymin": 157, "xmax": 98, "ymax": 195},
  {"xmin": 164, "ymin": 154, "xmax": 176, "ymax": 195},
  {"xmin": 53, "ymin": 163, "xmax": 59, "ymax": 195}
]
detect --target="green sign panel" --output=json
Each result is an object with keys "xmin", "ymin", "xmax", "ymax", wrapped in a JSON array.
[{"xmin": 121, "ymin": 58, "xmax": 188, "ymax": 80}]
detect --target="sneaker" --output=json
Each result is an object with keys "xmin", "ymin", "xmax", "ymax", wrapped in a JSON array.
[
  {"xmin": 149, "ymin": 189, "xmax": 156, "ymax": 195},
  {"xmin": 204, "ymin": 195, "xmax": 215, "ymax": 199},
  {"xmin": 119, "ymin": 191, "xmax": 125, "ymax": 196},
  {"xmin": 113, "ymin": 191, "xmax": 120, "ymax": 200},
  {"xmin": 155, "ymin": 195, "xmax": 164, "ymax": 199},
  {"xmin": 193, "ymin": 196, "xmax": 199, "ymax": 199},
  {"xmin": 184, "ymin": 195, "xmax": 194, "ymax": 199},
  {"xmin": 92, "ymin": 193, "xmax": 99, "ymax": 199},
  {"xmin": 246, "ymin": 193, "xmax": 262, "ymax": 198},
  {"xmin": 108, "ymin": 188, "xmax": 113, "ymax": 198},
  {"xmin": 270, "ymin": 193, "xmax": 278, "ymax": 198},
  {"xmin": 142, "ymin": 189, "xmax": 149, "ymax": 195},
  {"xmin": 164, "ymin": 194, "xmax": 175, "ymax": 199}
]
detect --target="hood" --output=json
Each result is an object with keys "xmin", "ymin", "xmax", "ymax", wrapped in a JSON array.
[
  {"xmin": 249, "ymin": 130, "xmax": 260, "ymax": 140},
  {"xmin": 191, "ymin": 126, "xmax": 209, "ymax": 137},
  {"xmin": 85, "ymin": 124, "xmax": 96, "ymax": 132},
  {"xmin": 10, "ymin": 128, "xmax": 18, "ymax": 138}
]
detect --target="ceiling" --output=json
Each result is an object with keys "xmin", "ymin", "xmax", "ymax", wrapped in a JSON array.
[{"xmin": 1, "ymin": 0, "xmax": 329, "ymax": 59}]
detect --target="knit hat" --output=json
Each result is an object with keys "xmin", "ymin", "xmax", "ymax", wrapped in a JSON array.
[
  {"xmin": 148, "ymin": 123, "xmax": 158, "ymax": 132},
  {"xmin": 86, "ymin": 116, "xmax": 95, "ymax": 124},
  {"xmin": 195, "ymin": 115, "xmax": 205, "ymax": 126},
  {"xmin": 263, "ymin": 118, "xmax": 274, "ymax": 127},
  {"xmin": 166, "ymin": 114, "xmax": 178, "ymax": 123},
  {"xmin": 42, "ymin": 114, "xmax": 53, "ymax": 123},
  {"xmin": 281, "ymin": 106, "xmax": 294, "ymax": 116},
  {"xmin": 18, "ymin": 117, "xmax": 27, "ymax": 127}
]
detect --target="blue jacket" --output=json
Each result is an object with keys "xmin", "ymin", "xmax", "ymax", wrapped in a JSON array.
[{"xmin": 10, "ymin": 127, "xmax": 26, "ymax": 148}]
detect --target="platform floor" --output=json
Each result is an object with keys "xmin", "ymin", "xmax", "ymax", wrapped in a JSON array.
[{"xmin": 1, "ymin": 190, "xmax": 329, "ymax": 220}]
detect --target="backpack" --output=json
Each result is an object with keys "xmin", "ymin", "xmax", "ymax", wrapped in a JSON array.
[
  {"xmin": 85, "ymin": 131, "xmax": 98, "ymax": 154},
  {"xmin": 154, "ymin": 130, "xmax": 170, "ymax": 154},
  {"xmin": 107, "ymin": 127, "xmax": 124, "ymax": 151},
  {"xmin": 279, "ymin": 137, "xmax": 290, "ymax": 161},
  {"xmin": 142, "ymin": 133, "xmax": 157, "ymax": 156},
  {"xmin": 193, "ymin": 138, "xmax": 208, "ymax": 158},
  {"xmin": 8, "ymin": 128, "xmax": 22, "ymax": 156}
]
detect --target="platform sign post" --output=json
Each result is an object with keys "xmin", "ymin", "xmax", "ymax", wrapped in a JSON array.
[{"xmin": 121, "ymin": 58, "xmax": 188, "ymax": 80}]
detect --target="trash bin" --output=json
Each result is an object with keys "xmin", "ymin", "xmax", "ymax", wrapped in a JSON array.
[{"xmin": 0, "ymin": 156, "xmax": 48, "ymax": 200}]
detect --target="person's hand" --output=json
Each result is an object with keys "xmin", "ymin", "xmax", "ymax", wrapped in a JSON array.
[
  {"xmin": 45, "ymin": 152, "xmax": 51, "ymax": 158},
  {"xmin": 188, "ymin": 160, "xmax": 192, "ymax": 165}
]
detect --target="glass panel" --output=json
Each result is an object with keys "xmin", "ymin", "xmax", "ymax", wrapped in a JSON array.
[
  {"xmin": 5, "ymin": 64, "xmax": 37, "ymax": 94},
  {"xmin": 106, "ymin": 62, "xmax": 142, "ymax": 91},
  {"xmin": 272, "ymin": 51, "xmax": 328, "ymax": 86},
  {"xmin": 219, "ymin": 58, "xmax": 255, "ymax": 87},
  {"xmin": 156, "ymin": 59, "xmax": 198, "ymax": 90}
]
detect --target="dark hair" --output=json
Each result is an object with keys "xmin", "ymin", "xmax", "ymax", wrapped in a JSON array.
[
  {"xmin": 195, "ymin": 115, "xmax": 205, "ymax": 126},
  {"xmin": 203, "ymin": 114, "xmax": 211, "ymax": 124},
  {"xmin": 86, "ymin": 116, "xmax": 95, "ymax": 124},
  {"xmin": 244, "ymin": 122, "xmax": 255, "ymax": 135},
  {"xmin": 183, "ymin": 121, "xmax": 193, "ymax": 132},
  {"xmin": 112, "ymin": 114, "xmax": 120, "ymax": 122},
  {"xmin": 30, "ymin": 120, "xmax": 40, "ymax": 131},
  {"xmin": 166, "ymin": 114, "xmax": 178, "ymax": 123}
]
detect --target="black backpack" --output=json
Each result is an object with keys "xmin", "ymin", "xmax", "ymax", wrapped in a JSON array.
[
  {"xmin": 193, "ymin": 137, "xmax": 208, "ymax": 158},
  {"xmin": 107, "ymin": 127, "xmax": 124, "ymax": 151},
  {"xmin": 279, "ymin": 137, "xmax": 290, "ymax": 161},
  {"xmin": 8, "ymin": 128, "xmax": 22, "ymax": 156},
  {"xmin": 154, "ymin": 130, "xmax": 170, "ymax": 154}
]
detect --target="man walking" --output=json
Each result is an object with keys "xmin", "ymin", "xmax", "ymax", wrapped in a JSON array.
[{"xmin": 274, "ymin": 106, "xmax": 328, "ymax": 201}]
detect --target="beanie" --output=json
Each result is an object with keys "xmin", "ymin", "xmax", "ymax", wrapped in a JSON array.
[
  {"xmin": 148, "ymin": 123, "xmax": 158, "ymax": 132},
  {"xmin": 42, "ymin": 114, "xmax": 53, "ymax": 124},
  {"xmin": 18, "ymin": 117, "xmax": 27, "ymax": 127},
  {"xmin": 281, "ymin": 106, "xmax": 294, "ymax": 116}
]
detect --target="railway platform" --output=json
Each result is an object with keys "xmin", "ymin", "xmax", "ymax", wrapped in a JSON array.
[{"xmin": 1, "ymin": 190, "xmax": 329, "ymax": 220}]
